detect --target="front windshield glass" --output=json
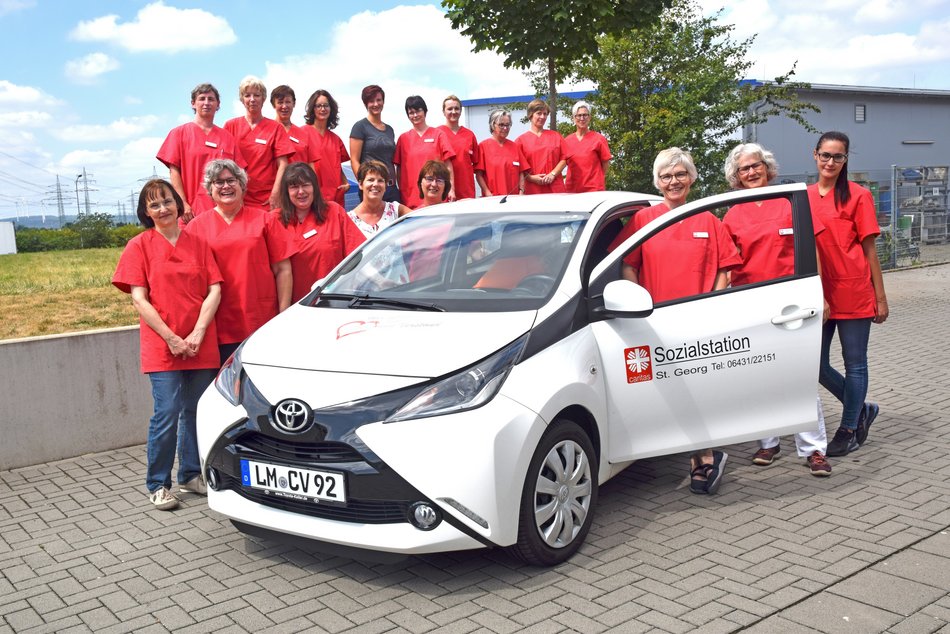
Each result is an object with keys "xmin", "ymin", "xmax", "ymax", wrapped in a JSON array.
[{"xmin": 310, "ymin": 212, "xmax": 586, "ymax": 312}]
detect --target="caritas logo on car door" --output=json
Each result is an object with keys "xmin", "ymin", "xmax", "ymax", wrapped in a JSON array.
[{"xmin": 624, "ymin": 346, "xmax": 653, "ymax": 383}]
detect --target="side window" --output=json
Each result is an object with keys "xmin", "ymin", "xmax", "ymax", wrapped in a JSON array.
[{"xmin": 719, "ymin": 194, "xmax": 805, "ymax": 288}]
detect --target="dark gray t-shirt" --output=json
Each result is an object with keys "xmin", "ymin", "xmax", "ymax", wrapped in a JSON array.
[{"xmin": 350, "ymin": 118, "xmax": 396, "ymax": 181}]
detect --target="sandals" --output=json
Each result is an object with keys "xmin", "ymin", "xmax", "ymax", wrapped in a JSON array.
[{"xmin": 689, "ymin": 451, "xmax": 729, "ymax": 495}]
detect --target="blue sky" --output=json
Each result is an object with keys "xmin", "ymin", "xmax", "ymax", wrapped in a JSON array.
[{"xmin": 2, "ymin": 0, "xmax": 949, "ymax": 222}]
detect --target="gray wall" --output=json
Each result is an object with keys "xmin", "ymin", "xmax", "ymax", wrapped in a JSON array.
[{"xmin": 0, "ymin": 327, "xmax": 151, "ymax": 471}]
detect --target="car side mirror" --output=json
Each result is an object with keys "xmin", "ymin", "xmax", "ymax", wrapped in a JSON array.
[{"xmin": 600, "ymin": 280, "xmax": 654, "ymax": 318}]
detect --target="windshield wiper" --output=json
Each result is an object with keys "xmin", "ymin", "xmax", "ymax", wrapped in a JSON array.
[{"xmin": 317, "ymin": 292, "xmax": 444, "ymax": 312}]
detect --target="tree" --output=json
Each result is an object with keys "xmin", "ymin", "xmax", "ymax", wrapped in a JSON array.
[
  {"xmin": 68, "ymin": 212, "xmax": 115, "ymax": 248},
  {"xmin": 573, "ymin": 0, "xmax": 819, "ymax": 197},
  {"xmin": 442, "ymin": 0, "xmax": 671, "ymax": 128}
]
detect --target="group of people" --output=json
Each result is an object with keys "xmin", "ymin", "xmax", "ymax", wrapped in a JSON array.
[{"xmin": 116, "ymin": 76, "xmax": 884, "ymax": 508}]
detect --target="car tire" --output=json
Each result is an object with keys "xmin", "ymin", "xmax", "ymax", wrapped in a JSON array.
[{"xmin": 509, "ymin": 419, "xmax": 598, "ymax": 566}]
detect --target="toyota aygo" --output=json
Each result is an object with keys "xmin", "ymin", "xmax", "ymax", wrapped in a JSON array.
[{"xmin": 197, "ymin": 184, "xmax": 823, "ymax": 566}]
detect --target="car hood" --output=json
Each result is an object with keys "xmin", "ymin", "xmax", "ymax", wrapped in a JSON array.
[{"xmin": 242, "ymin": 304, "xmax": 537, "ymax": 378}]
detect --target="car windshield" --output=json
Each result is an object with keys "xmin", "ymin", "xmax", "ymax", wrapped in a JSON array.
[{"xmin": 309, "ymin": 212, "xmax": 587, "ymax": 312}]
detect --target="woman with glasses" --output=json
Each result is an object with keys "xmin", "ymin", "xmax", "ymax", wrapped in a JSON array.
[
  {"xmin": 417, "ymin": 160, "xmax": 451, "ymax": 207},
  {"xmin": 517, "ymin": 99, "xmax": 567, "ymax": 194},
  {"xmin": 563, "ymin": 101, "xmax": 612, "ymax": 192},
  {"xmin": 185, "ymin": 159, "xmax": 295, "ymax": 363},
  {"xmin": 393, "ymin": 95, "xmax": 456, "ymax": 209},
  {"xmin": 113, "ymin": 179, "xmax": 222, "ymax": 510},
  {"xmin": 722, "ymin": 143, "xmax": 832, "ymax": 476},
  {"xmin": 475, "ymin": 109, "xmax": 531, "ymax": 197},
  {"xmin": 808, "ymin": 131, "xmax": 887, "ymax": 457},
  {"xmin": 608, "ymin": 147, "xmax": 741, "ymax": 494},
  {"xmin": 304, "ymin": 89, "xmax": 351, "ymax": 207}
]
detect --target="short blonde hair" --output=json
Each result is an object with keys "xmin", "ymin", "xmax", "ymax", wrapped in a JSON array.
[
  {"xmin": 652, "ymin": 147, "xmax": 697, "ymax": 190},
  {"xmin": 238, "ymin": 75, "xmax": 266, "ymax": 100}
]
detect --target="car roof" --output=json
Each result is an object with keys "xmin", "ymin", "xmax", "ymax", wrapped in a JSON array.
[{"xmin": 409, "ymin": 191, "xmax": 662, "ymax": 217}]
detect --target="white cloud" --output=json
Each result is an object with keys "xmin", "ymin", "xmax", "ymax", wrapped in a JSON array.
[
  {"xmin": 64, "ymin": 52, "xmax": 120, "ymax": 84},
  {"xmin": 0, "ymin": 79, "xmax": 57, "ymax": 105},
  {"xmin": 70, "ymin": 1, "xmax": 236, "ymax": 53},
  {"xmin": 124, "ymin": 95, "xmax": 142, "ymax": 105},
  {"xmin": 0, "ymin": 111, "xmax": 51, "ymax": 127},
  {"xmin": 0, "ymin": 0, "xmax": 34, "ymax": 18},
  {"xmin": 52, "ymin": 115, "xmax": 160, "ymax": 143}
]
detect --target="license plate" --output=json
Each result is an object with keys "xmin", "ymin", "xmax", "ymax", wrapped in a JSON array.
[{"xmin": 240, "ymin": 459, "xmax": 346, "ymax": 503}]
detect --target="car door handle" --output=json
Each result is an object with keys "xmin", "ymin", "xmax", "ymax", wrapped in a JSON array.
[{"xmin": 771, "ymin": 308, "xmax": 818, "ymax": 325}]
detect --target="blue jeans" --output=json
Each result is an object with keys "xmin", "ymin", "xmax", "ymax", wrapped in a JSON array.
[
  {"xmin": 146, "ymin": 369, "xmax": 216, "ymax": 493},
  {"xmin": 819, "ymin": 318, "xmax": 872, "ymax": 431}
]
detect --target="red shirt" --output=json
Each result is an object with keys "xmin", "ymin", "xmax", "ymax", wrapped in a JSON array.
[
  {"xmin": 185, "ymin": 206, "xmax": 296, "ymax": 344},
  {"xmin": 610, "ymin": 203, "xmax": 742, "ymax": 303},
  {"xmin": 563, "ymin": 131, "xmax": 611, "ymax": 193},
  {"xmin": 723, "ymin": 197, "xmax": 825, "ymax": 285},
  {"xmin": 305, "ymin": 126, "xmax": 350, "ymax": 206},
  {"xmin": 393, "ymin": 127, "xmax": 456, "ymax": 209},
  {"xmin": 277, "ymin": 203, "xmax": 366, "ymax": 302},
  {"xmin": 284, "ymin": 123, "xmax": 320, "ymax": 167},
  {"xmin": 113, "ymin": 230, "xmax": 223, "ymax": 372},
  {"xmin": 808, "ymin": 182, "xmax": 880, "ymax": 319},
  {"xmin": 516, "ymin": 130, "xmax": 567, "ymax": 194},
  {"xmin": 224, "ymin": 116, "xmax": 295, "ymax": 208},
  {"xmin": 156, "ymin": 122, "xmax": 245, "ymax": 217},
  {"xmin": 437, "ymin": 125, "xmax": 479, "ymax": 200},
  {"xmin": 475, "ymin": 138, "xmax": 531, "ymax": 197}
]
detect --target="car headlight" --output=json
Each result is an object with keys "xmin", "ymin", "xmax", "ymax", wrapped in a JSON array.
[
  {"xmin": 387, "ymin": 335, "xmax": 527, "ymax": 422},
  {"xmin": 214, "ymin": 343, "xmax": 245, "ymax": 406}
]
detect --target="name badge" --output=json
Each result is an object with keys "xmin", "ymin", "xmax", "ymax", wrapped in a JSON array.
[
  {"xmin": 255, "ymin": 138, "xmax": 267, "ymax": 145},
  {"xmin": 468, "ymin": 149, "xmax": 473, "ymax": 154},
  {"xmin": 693, "ymin": 231, "xmax": 709, "ymax": 239},
  {"xmin": 289, "ymin": 136, "xmax": 300, "ymax": 143},
  {"xmin": 513, "ymin": 161, "xmax": 521, "ymax": 166},
  {"xmin": 423, "ymin": 138, "xmax": 434, "ymax": 143},
  {"xmin": 303, "ymin": 229, "xmax": 317, "ymax": 239},
  {"xmin": 778, "ymin": 227, "xmax": 794, "ymax": 236},
  {"xmin": 205, "ymin": 141, "xmax": 218, "ymax": 148}
]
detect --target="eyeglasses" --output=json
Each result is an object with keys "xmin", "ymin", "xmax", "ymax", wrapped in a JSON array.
[
  {"xmin": 737, "ymin": 161, "xmax": 764, "ymax": 175},
  {"xmin": 496, "ymin": 123, "xmax": 511, "ymax": 128},
  {"xmin": 212, "ymin": 178, "xmax": 238, "ymax": 188},
  {"xmin": 146, "ymin": 198, "xmax": 175, "ymax": 212},
  {"xmin": 574, "ymin": 113, "xmax": 590, "ymax": 119},
  {"xmin": 423, "ymin": 176, "xmax": 446, "ymax": 185},
  {"xmin": 817, "ymin": 152, "xmax": 847, "ymax": 164},
  {"xmin": 314, "ymin": 103, "xmax": 331, "ymax": 110},
  {"xmin": 658, "ymin": 171, "xmax": 690, "ymax": 184}
]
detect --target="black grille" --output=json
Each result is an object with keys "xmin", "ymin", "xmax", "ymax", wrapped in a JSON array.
[
  {"xmin": 237, "ymin": 432, "xmax": 363, "ymax": 463},
  {"xmin": 223, "ymin": 473, "xmax": 410, "ymax": 523}
]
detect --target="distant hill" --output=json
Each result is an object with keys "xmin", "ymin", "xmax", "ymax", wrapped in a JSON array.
[{"xmin": 0, "ymin": 214, "xmax": 137, "ymax": 229}]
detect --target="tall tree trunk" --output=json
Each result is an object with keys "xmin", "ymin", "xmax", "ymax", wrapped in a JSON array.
[{"xmin": 548, "ymin": 56, "xmax": 558, "ymax": 129}]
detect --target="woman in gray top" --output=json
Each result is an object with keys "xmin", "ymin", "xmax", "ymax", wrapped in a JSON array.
[{"xmin": 350, "ymin": 85, "xmax": 400, "ymax": 203}]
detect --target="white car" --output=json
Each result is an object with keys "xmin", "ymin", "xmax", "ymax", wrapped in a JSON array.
[{"xmin": 197, "ymin": 184, "xmax": 823, "ymax": 566}]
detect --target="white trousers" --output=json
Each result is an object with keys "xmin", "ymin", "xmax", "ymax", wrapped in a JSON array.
[{"xmin": 758, "ymin": 397, "xmax": 827, "ymax": 457}]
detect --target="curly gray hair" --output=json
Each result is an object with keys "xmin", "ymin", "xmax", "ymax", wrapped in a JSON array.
[
  {"xmin": 203, "ymin": 159, "xmax": 248, "ymax": 196},
  {"xmin": 724, "ymin": 143, "xmax": 779, "ymax": 189}
]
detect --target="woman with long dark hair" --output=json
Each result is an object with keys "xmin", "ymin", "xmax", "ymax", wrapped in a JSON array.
[
  {"xmin": 808, "ymin": 131, "xmax": 888, "ymax": 457},
  {"xmin": 304, "ymin": 89, "xmax": 350, "ymax": 206}
]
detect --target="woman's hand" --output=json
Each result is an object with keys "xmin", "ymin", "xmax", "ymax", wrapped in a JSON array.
[
  {"xmin": 873, "ymin": 297, "xmax": 889, "ymax": 323},
  {"xmin": 165, "ymin": 334, "xmax": 191, "ymax": 358},
  {"xmin": 183, "ymin": 326, "xmax": 207, "ymax": 356}
]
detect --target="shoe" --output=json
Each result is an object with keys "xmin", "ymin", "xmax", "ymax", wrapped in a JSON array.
[
  {"xmin": 856, "ymin": 402, "xmax": 879, "ymax": 446},
  {"xmin": 149, "ymin": 487, "xmax": 179, "ymax": 511},
  {"xmin": 689, "ymin": 458, "xmax": 711, "ymax": 494},
  {"xmin": 826, "ymin": 427, "xmax": 858, "ymax": 457},
  {"xmin": 179, "ymin": 476, "xmax": 207, "ymax": 496},
  {"xmin": 752, "ymin": 445, "xmax": 780, "ymax": 465},
  {"xmin": 704, "ymin": 451, "xmax": 728, "ymax": 494},
  {"xmin": 807, "ymin": 451, "xmax": 832, "ymax": 477}
]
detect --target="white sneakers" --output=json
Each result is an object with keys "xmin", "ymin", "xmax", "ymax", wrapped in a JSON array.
[
  {"xmin": 179, "ymin": 476, "xmax": 207, "ymax": 496},
  {"xmin": 149, "ymin": 487, "xmax": 179, "ymax": 511}
]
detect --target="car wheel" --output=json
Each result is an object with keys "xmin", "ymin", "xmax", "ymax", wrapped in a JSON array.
[{"xmin": 509, "ymin": 419, "xmax": 598, "ymax": 566}]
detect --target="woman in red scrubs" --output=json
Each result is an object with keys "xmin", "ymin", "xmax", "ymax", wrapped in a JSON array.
[
  {"xmin": 417, "ymin": 160, "xmax": 451, "ymax": 207},
  {"xmin": 276, "ymin": 162, "xmax": 365, "ymax": 302},
  {"xmin": 516, "ymin": 99, "xmax": 567, "ymax": 194},
  {"xmin": 722, "ymin": 142, "xmax": 831, "ymax": 476},
  {"xmin": 113, "ymin": 179, "xmax": 222, "ymax": 510},
  {"xmin": 224, "ymin": 76, "xmax": 294, "ymax": 209},
  {"xmin": 563, "ymin": 101, "xmax": 612, "ymax": 193},
  {"xmin": 609, "ymin": 148, "xmax": 741, "ymax": 493},
  {"xmin": 808, "ymin": 131, "xmax": 888, "ymax": 457},
  {"xmin": 393, "ymin": 95, "xmax": 456, "ymax": 209},
  {"xmin": 475, "ymin": 110, "xmax": 531, "ymax": 197},
  {"xmin": 271, "ymin": 85, "xmax": 318, "ymax": 169},
  {"xmin": 185, "ymin": 159, "xmax": 295, "ymax": 363},
  {"xmin": 438, "ymin": 95, "xmax": 479, "ymax": 201},
  {"xmin": 304, "ymin": 89, "xmax": 351, "ymax": 207}
]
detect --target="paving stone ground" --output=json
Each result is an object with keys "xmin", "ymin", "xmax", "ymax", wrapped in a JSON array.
[{"xmin": 2, "ymin": 263, "xmax": 949, "ymax": 634}]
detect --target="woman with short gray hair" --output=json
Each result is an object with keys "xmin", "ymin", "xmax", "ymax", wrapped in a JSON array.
[
  {"xmin": 563, "ymin": 100, "xmax": 612, "ymax": 192},
  {"xmin": 475, "ymin": 109, "xmax": 531, "ymax": 197}
]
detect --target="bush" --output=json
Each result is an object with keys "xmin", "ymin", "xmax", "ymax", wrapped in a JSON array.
[
  {"xmin": 15, "ymin": 228, "xmax": 81, "ymax": 252},
  {"xmin": 110, "ymin": 224, "xmax": 146, "ymax": 246}
]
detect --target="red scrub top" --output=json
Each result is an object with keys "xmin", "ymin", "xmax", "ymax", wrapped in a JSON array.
[
  {"xmin": 113, "ymin": 230, "xmax": 223, "ymax": 373},
  {"xmin": 185, "ymin": 206, "xmax": 296, "ymax": 344},
  {"xmin": 807, "ymin": 182, "xmax": 880, "ymax": 319},
  {"xmin": 516, "ymin": 129, "xmax": 567, "ymax": 194},
  {"xmin": 610, "ymin": 203, "xmax": 742, "ymax": 303},
  {"xmin": 563, "ymin": 131, "xmax": 612, "ymax": 193},
  {"xmin": 723, "ymin": 197, "xmax": 826, "ymax": 286},
  {"xmin": 284, "ymin": 123, "xmax": 320, "ymax": 167},
  {"xmin": 437, "ymin": 125, "xmax": 479, "ymax": 200},
  {"xmin": 393, "ymin": 127, "xmax": 456, "ymax": 209},
  {"xmin": 156, "ymin": 123, "xmax": 246, "ymax": 217},
  {"xmin": 224, "ymin": 116, "xmax": 295, "ymax": 209},
  {"xmin": 306, "ymin": 126, "xmax": 350, "ymax": 206},
  {"xmin": 475, "ymin": 139, "xmax": 531, "ymax": 197},
  {"xmin": 277, "ymin": 203, "xmax": 366, "ymax": 302}
]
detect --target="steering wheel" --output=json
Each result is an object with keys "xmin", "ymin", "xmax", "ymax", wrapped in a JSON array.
[{"xmin": 513, "ymin": 274, "xmax": 556, "ymax": 295}]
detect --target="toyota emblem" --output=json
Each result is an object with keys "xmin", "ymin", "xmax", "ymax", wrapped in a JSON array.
[{"xmin": 273, "ymin": 399, "xmax": 311, "ymax": 433}]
